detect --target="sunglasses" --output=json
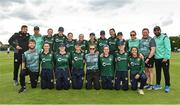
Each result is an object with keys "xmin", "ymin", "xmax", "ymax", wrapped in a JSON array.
[
  {"xmin": 90, "ymin": 48, "xmax": 95, "ymax": 50},
  {"xmin": 154, "ymin": 29, "xmax": 160, "ymax": 32},
  {"xmin": 130, "ymin": 34, "xmax": 136, "ymax": 36}
]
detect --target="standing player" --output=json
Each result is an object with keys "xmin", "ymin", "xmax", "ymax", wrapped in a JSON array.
[
  {"xmin": 99, "ymin": 45, "xmax": 114, "ymax": 89},
  {"xmin": 77, "ymin": 34, "xmax": 88, "ymax": 53},
  {"xmin": 114, "ymin": 41, "xmax": 129, "ymax": 90},
  {"xmin": 54, "ymin": 44, "xmax": 71, "ymax": 90},
  {"xmin": 30, "ymin": 26, "xmax": 44, "ymax": 53},
  {"xmin": 97, "ymin": 30, "xmax": 108, "ymax": 55},
  {"xmin": 128, "ymin": 47, "xmax": 147, "ymax": 95},
  {"xmin": 116, "ymin": 32, "xmax": 126, "ymax": 51},
  {"xmin": 53, "ymin": 27, "xmax": 67, "ymax": 52},
  {"xmin": 39, "ymin": 43, "xmax": 54, "ymax": 89},
  {"xmin": 139, "ymin": 28, "xmax": 156, "ymax": 90},
  {"xmin": 19, "ymin": 39, "xmax": 40, "ymax": 93},
  {"xmin": 88, "ymin": 33, "xmax": 98, "ymax": 50},
  {"xmin": 8, "ymin": 25, "xmax": 30, "ymax": 86},
  {"xmin": 65, "ymin": 32, "xmax": 76, "ymax": 53},
  {"xmin": 108, "ymin": 28, "xmax": 117, "ymax": 54},
  {"xmin": 153, "ymin": 26, "xmax": 171, "ymax": 93},
  {"xmin": 71, "ymin": 42, "xmax": 85, "ymax": 89},
  {"xmin": 85, "ymin": 44, "xmax": 100, "ymax": 90},
  {"xmin": 126, "ymin": 31, "xmax": 140, "ymax": 52},
  {"xmin": 43, "ymin": 28, "xmax": 54, "ymax": 51}
]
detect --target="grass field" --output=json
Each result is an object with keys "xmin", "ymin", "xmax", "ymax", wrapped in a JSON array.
[{"xmin": 0, "ymin": 52, "xmax": 180, "ymax": 104}]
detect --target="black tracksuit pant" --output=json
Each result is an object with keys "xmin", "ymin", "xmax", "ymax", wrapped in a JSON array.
[{"xmin": 155, "ymin": 59, "xmax": 170, "ymax": 86}]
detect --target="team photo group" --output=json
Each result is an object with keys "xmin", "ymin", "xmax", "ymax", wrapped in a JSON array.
[{"xmin": 8, "ymin": 25, "xmax": 171, "ymax": 95}]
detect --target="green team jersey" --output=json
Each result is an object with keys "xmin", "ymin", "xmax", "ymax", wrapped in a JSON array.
[
  {"xmin": 97, "ymin": 38, "xmax": 108, "ymax": 54},
  {"xmin": 99, "ymin": 54, "xmax": 114, "ymax": 76},
  {"xmin": 43, "ymin": 35, "xmax": 54, "ymax": 51},
  {"xmin": 39, "ymin": 51, "xmax": 54, "ymax": 70},
  {"xmin": 128, "ymin": 57, "xmax": 144, "ymax": 74},
  {"xmin": 115, "ymin": 52, "xmax": 128, "ymax": 71},
  {"xmin": 88, "ymin": 40, "xmax": 98, "ymax": 49},
  {"xmin": 30, "ymin": 34, "xmax": 44, "ymax": 53},
  {"xmin": 22, "ymin": 49, "xmax": 39, "ymax": 72},
  {"xmin": 78, "ymin": 40, "xmax": 88, "ymax": 53},
  {"xmin": 108, "ymin": 36, "xmax": 117, "ymax": 53},
  {"xmin": 54, "ymin": 52, "xmax": 70, "ymax": 70},
  {"xmin": 65, "ymin": 39, "xmax": 76, "ymax": 53},
  {"xmin": 126, "ymin": 39, "xmax": 140, "ymax": 52},
  {"xmin": 53, "ymin": 34, "xmax": 67, "ymax": 52},
  {"xmin": 71, "ymin": 51, "xmax": 85, "ymax": 70}
]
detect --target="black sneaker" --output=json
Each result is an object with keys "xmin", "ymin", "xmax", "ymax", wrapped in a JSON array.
[{"xmin": 18, "ymin": 87, "xmax": 26, "ymax": 93}]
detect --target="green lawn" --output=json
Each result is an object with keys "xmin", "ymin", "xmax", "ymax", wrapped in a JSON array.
[{"xmin": 0, "ymin": 52, "xmax": 180, "ymax": 104}]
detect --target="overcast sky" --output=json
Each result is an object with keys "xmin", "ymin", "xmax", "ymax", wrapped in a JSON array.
[{"xmin": 0, "ymin": 0, "xmax": 179, "ymax": 44}]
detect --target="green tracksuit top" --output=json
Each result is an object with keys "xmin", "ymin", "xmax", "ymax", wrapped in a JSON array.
[
  {"xmin": 30, "ymin": 34, "xmax": 44, "ymax": 53},
  {"xmin": 99, "ymin": 54, "xmax": 114, "ymax": 77},
  {"xmin": 153, "ymin": 33, "xmax": 171, "ymax": 60}
]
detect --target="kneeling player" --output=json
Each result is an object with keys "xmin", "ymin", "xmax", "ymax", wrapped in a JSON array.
[
  {"xmin": 54, "ymin": 44, "xmax": 71, "ymax": 90},
  {"xmin": 99, "ymin": 45, "xmax": 114, "ymax": 89},
  {"xmin": 114, "ymin": 41, "xmax": 129, "ymax": 90},
  {"xmin": 71, "ymin": 42, "xmax": 85, "ymax": 89},
  {"xmin": 19, "ymin": 39, "xmax": 39, "ymax": 93},
  {"xmin": 39, "ymin": 43, "xmax": 54, "ymax": 89},
  {"xmin": 129, "ymin": 47, "xmax": 147, "ymax": 95},
  {"xmin": 85, "ymin": 44, "xmax": 101, "ymax": 90}
]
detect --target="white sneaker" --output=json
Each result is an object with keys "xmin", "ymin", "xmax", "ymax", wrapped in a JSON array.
[{"xmin": 138, "ymin": 89, "xmax": 144, "ymax": 95}]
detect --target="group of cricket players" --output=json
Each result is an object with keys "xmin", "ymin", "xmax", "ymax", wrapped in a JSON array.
[{"xmin": 8, "ymin": 25, "xmax": 171, "ymax": 95}]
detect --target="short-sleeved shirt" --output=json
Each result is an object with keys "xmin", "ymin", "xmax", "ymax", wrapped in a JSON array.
[
  {"xmin": 97, "ymin": 38, "xmax": 108, "ymax": 54},
  {"xmin": 85, "ymin": 53, "xmax": 99, "ymax": 71},
  {"xmin": 99, "ymin": 54, "xmax": 114, "ymax": 76},
  {"xmin": 115, "ymin": 52, "xmax": 128, "ymax": 71},
  {"xmin": 54, "ymin": 52, "xmax": 70, "ymax": 70},
  {"xmin": 43, "ymin": 35, "xmax": 54, "ymax": 51},
  {"xmin": 71, "ymin": 51, "xmax": 85, "ymax": 70},
  {"xmin": 22, "ymin": 49, "xmax": 39, "ymax": 72},
  {"xmin": 139, "ymin": 36, "xmax": 156, "ymax": 57},
  {"xmin": 39, "ymin": 51, "xmax": 54, "ymax": 70},
  {"xmin": 126, "ymin": 39, "xmax": 140, "ymax": 52},
  {"xmin": 65, "ymin": 39, "xmax": 76, "ymax": 53},
  {"xmin": 53, "ymin": 34, "xmax": 67, "ymax": 52}
]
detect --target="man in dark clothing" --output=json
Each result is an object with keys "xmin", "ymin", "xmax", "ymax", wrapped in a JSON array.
[{"xmin": 8, "ymin": 25, "xmax": 30, "ymax": 86}]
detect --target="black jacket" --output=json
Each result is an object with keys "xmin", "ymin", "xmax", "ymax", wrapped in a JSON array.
[{"xmin": 8, "ymin": 31, "xmax": 30, "ymax": 54}]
